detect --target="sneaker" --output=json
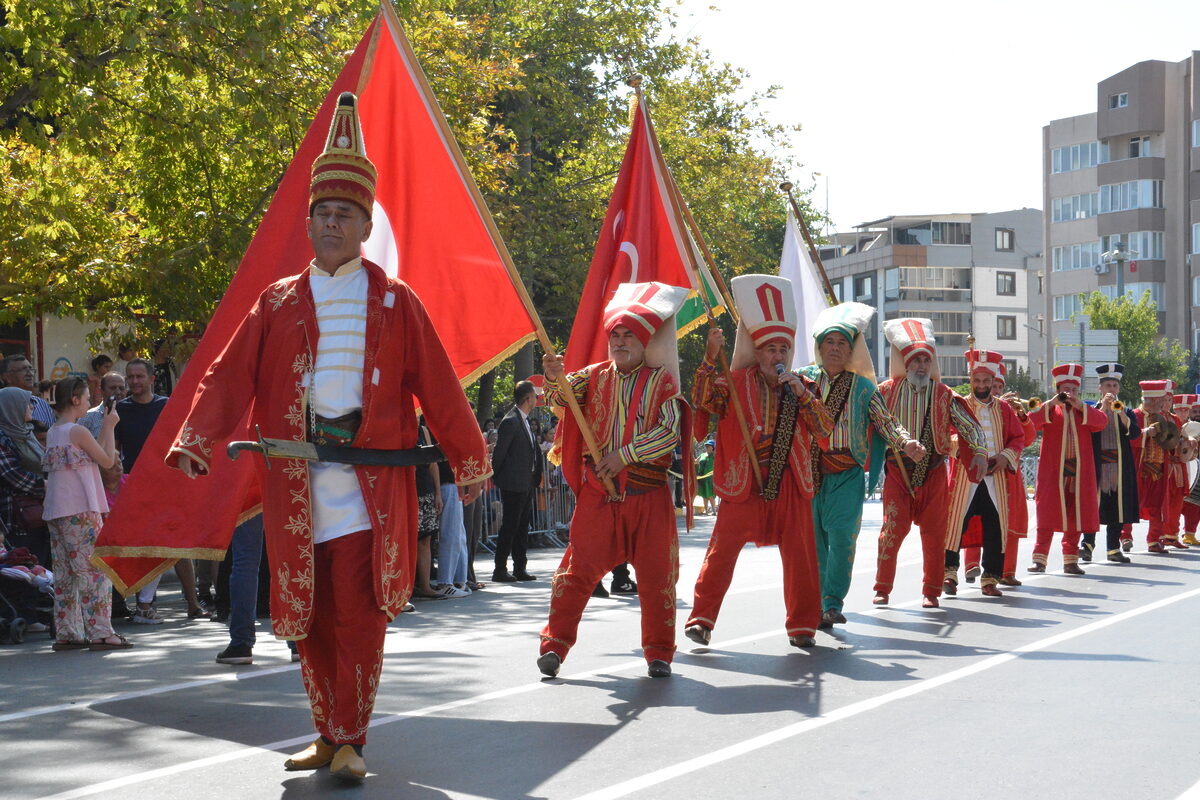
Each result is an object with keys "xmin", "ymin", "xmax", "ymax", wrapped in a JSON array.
[
  {"xmin": 215, "ymin": 643, "xmax": 253, "ymax": 665},
  {"xmin": 610, "ymin": 578, "xmax": 638, "ymax": 594},
  {"xmin": 438, "ymin": 585, "xmax": 471, "ymax": 599},
  {"xmin": 401, "ymin": 602, "xmax": 416, "ymax": 613},
  {"xmin": 131, "ymin": 607, "xmax": 164, "ymax": 625},
  {"xmin": 26, "ymin": 622, "xmax": 48, "ymax": 633},
  {"xmin": 591, "ymin": 582, "xmax": 610, "ymax": 598},
  {"xmin": 291, "ymin": 649, "xmax": 301, "ymax": 663}
]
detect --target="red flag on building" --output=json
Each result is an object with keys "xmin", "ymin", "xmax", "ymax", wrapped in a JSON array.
[
  {"xmin": 94, "ymin": 1, "xmax": 537, "ymax": 593},
  {"xmin": 564, "ymin": 92, "xmax": 722, "ymax": 371}
]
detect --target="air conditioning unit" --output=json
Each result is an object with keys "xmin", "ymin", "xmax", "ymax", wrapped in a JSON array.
[{"xmin": 1094, "ymin": 263, "xmax": 1110, "ymax": 275}]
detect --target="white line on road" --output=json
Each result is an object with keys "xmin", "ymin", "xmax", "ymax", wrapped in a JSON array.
[{"xmin": 570, "ymin": 585, "xmax": 1200, "ymax": 800}]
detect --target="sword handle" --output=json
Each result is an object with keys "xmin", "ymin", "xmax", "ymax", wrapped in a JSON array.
[{"xmin": 226, "ymin": 425, "xmax": 272, "ymax": 469}]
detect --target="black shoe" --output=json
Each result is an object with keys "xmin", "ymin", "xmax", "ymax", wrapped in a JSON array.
[
  {"xmin": 211, "ymin": 609, "xmax": 230, "ymax": 623},
  {"xmin": 591, "ymin": 582, "xmax": 609, "ymax": 598},
  {"xmin": 647, "ymin": 660, "xmax": 672, "ymax": 678},
  {"xmin": 492, "ymin": 571, "xmax": 518, "ymax": 583},
  {"xmin": 513, "ymin": 571, "xmax": 537, "ymax": 582},
  {"xmin": 1079, "ymin": 542, "xmax": 1094, "ymax": 562},
  {"xmin": 610, "ymin": 578, "xmax": 637, "ymax": 594},
  {"xmin": 684, "ymin": 624, "xmax": 711, "ymax": 646},
  {"xmin": 789, "ymin": 635, "xmax": 816, "ymax": 648},
  {"xmin": 215, "ymin": 643, "xmax": 253, "ymax": 665},
  {"xmin": 1120, "ymin": 539, "xmax": 1132, "ymax": 553},
  {"xmin": 1107, "ymin": 550, "xmax": 1131, "ymax": 563},
  {"xmin": 537, "ymin": 652, "xmax": 561, "ymax": 677}
]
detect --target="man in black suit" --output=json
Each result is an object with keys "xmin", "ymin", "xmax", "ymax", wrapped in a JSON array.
[{"xmin": 491, "ymin": 380, "xmax": 543, "ymax": 582}]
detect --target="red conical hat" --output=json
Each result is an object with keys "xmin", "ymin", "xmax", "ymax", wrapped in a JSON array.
[{"xmin": 310, "ymin": 92, "xmax": 378, "ymax": 215}]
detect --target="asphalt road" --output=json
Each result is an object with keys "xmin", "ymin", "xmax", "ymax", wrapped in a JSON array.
[{"xmin": 3, "ymin": 499, "xmax": 1200, "ymax": 800}]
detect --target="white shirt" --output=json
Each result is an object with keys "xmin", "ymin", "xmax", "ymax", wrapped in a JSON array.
[
  {"xmin": 307, "ymin": 258, "xmax": 372, "ymax": 543},
  {"xmin": 968, "ymin": 397, "xmax": 1000, "ymax": 508}
]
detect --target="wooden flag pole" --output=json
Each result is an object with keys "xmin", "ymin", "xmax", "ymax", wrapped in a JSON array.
[
  {"xmin": 779, "ymin": 181, "xmax": 838, "ymax": 306},
  {"xmin": 382, "ymin": 0, "xmax": 618, "ymax": 499},
  {"xmin": 627, "ymin": 75, "xmax": 763, "ymax": 492}
]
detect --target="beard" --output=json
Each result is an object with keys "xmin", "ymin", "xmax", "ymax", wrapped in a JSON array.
[
  {"xmin": 973, "ymin": 389, "xmax": 991, "ymax": 401},
  {"xmin": 906, "ymin": 369, "xmax": 931, "ymax": 390}
]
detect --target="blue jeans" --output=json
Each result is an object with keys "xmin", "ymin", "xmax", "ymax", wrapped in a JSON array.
[
  {"xmin": 437, "ymin": 483, "xmax": 468, "ymax": 586},
  {"xmin": 228, "ymin": 515, "xmax": 264, "ymax": 648}
]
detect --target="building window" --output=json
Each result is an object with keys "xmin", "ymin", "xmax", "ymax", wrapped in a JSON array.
[
  {"xmin": 884, "ymin": 267, "xmax": 899, "ymax": 301},
  {"xmin": 997, "ymin": 315, "xmax": 1017, "ymax": 340},
  {"xmin": 1051, "ymin": 192, "xmax": 1099, "ymax": 223},
  {"xmin": 994, "ymin": 228, "xmax": 1014, "ymax": 251},
  {"xmin": 1002, "ymin": 358, "xmax": 1017, "ymax": 376},
  {"xmin": 830, "ymin": 278, "xmax": 843, "ymax": 302},
  {"xmin": 853, "ymin": 274, "xmax": 873, "ymax": 303},
  {"xmin": 932, "ymin": 221, "xmax": 971, "ymax": 245},
  {"xmin": 996, "ymin": 271, "xmax": 1016, "ymax": 296},
  {"xmin": 1053, "ymin": 293, "xmax": 1084, "ymax": 321},
  {"xmin": 1099, "ymin": 180, "xmax": 1163, "ymax": 213},
  {"xmin": 1051, "ymin": 241, "xmax": 1102, "ymax": 272},
  {"xmin": 1193, "ymin": 223, "xmax": 1200, "ymax": 255},
  {"xmin": 1193, "ymin": 120, "xmax": 1200, "ymax": 148},
  {"xmin": 1101, "ymin": 231, "xmax": 1164, "ymax": 261},
  {"xmin": 1109, "ymin": 92, "xmax": 1128, "ymax": 109},
  {"xmin": 1050, "ymin": 141, "xmax": 1107, "ymax": 174},
  {"xmin": 1192, "ymin": 276, "xmax": 1200, "ymax": 307},
  {"xmin": 1098, "ymin": 282, "xmax": 1165, "ymax": 309},
  {"xmin": 1128, "ymin": 135, "xmax": 1151, "ymax": 158}
]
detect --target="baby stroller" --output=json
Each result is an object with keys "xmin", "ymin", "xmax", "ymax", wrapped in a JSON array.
[{"xmin": 0, "ymin": 539, "xmax": 54, "ymax": 644}]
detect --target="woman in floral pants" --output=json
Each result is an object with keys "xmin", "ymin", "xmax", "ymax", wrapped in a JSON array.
[{"xmin": 43, "ymin": 377, "xmax": 130, "ymax": 651}]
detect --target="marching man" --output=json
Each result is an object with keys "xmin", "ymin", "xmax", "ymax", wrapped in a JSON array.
[
  {"xmin": 170, "ymin": 93, "xmax": 490, "ymax": 781},
  {"xmin": 685, "ymin": 275, "xmax": 834, "ymax": 649},
  {"xmin": 872, "ymin": 319, "xmax": 986, "ymax": 608},
  {"xmin": 1178, "ymin": 395, "xmax": 1200, "ymax": 546},
  {"xmin": 1132, "ymin": 380, "xmax": 1187, "ymax": 553},
  {"xmin": 797, "ymin": 302, "xmax": 919, "ymax": 629},
  {"xmin": 538, "ymin": 282, "xmax": 689, "ymax": 679},
  {"xmin": 942, "ymin": 350, "xmax": 1025, "ymax": 597},
  {"xmin": 1084, "ymin": 363, "xmax": 1140, "ymax": 563},
  {"xmin": 1027, "ymin": 364, "xmax": 1108, "ymax": 573}
]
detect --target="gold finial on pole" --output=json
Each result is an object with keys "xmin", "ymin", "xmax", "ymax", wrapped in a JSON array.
[
  {"xmin": 778, "ymin": 180, "xmax": 794, "ymax": 193},
  {"xmin": 967, "ymin": 331, "xmax": 976, "ymax": 352},
  {"xmin": 625, "ymin": 73, "xmax": 643, "ymax": 89}
]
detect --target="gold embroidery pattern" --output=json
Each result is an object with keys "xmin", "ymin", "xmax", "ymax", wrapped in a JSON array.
[
  {"xmin": 877, "ymin": 500, "xmax": 900, "ymax": 560},
  {"xmin": 454, "ymin": 455, "xmax": 490, "ymax": 484},
  {"xmin": 276, "ymin": 562, "xmax": 308, "ymax": 615},
  {"xmin": 722, "ymin": 452, "xmax": 749, "ymax": 496},
  {"xmin": 550, "ymin": 564, "xmax": 571, "ymax": 599},
  {"xmin": 283, "ymin": 460, "xmax": 307, "ymax": 482},
  {"xmin": 267, "ymin": 281, "xmax": 299, "ymax": 311},
  {"xmin": 299, "ymin": 657, "xmax": 328, "ymax": 733},
  {"xmin": 379, "ymin": 535, "xmax": 407, "ymax": 612},
  {"xmin": 661, "ymin": 537, "xmax": 680, "ymax": 615},
  {"xmin": 292, "ymin": 352, "xmax": 313, "ymax": 374},
  {"xmin": 175, "ymin": 423, "xmax": 213, "ymax": 459}
]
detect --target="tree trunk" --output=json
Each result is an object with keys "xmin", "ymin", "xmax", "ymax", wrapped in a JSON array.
[{"xmin": 475, "ymin": 368, "xmax": 496, "ymax": 425}]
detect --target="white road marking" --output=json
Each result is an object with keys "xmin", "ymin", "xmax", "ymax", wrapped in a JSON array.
[{"xmin": 570, "ymin": 585, "xmax": 1200, "ymax": 800}]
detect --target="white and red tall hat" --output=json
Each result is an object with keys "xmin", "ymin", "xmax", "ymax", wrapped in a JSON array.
[
  {"xmin": 602, "ymin": 281, "xmax": 689, "ymax": 379},
  {"xmin": 994, "ymin": 361, "xmax": 1008, "ymax": 388},
  {"xmin": 1173, "ymin": 393, "xmax": 1198, "ymax": 410},
  {"xmin": 966, "ymin": 349, "xmax": 1004, "ymax": 378},
  {"xmin": 1139, "ymin": 379, "xmax": 1174, "ymax": 399},
  {"xmin": 731, "ymin": 274, "xmax": 797, "ymax": 369},
  {"xmin": 1051, "ymin": 363, "xmax": 1084, "ymax": 388},
  {"xmin": 883, "ymin": 318, "xmax": 937, "ymax": 380}
]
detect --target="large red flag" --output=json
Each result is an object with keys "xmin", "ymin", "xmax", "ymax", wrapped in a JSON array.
[
  {"xmin": 564, "ymin": 94, "xmax": 714, "ymax": 371},
  {"xmin": 95, "ymin": 2, "xmax": 537, "ymax": 593}
]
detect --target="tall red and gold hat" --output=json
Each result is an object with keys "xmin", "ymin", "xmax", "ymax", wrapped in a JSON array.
[
  {"xmin": 1139, "ymin": 379, "xmax": 1174, "ymax": 399},
  {"xmin": 995, "ymin": 361, "xmax": 1008, "ymax": 388},
  {"xmin": 883, "ymin": 318, "xmax": 937, "ymax": 380},
  {"xmin": 966, "ymin": 349, "xmax": 1004, "ymax": 378},
  {"xmin": 1051, "ymin": 363, "xmax": 1084, "ymax": 387},
  {"xmin": 602, "ymin": 281, "xmax": 689, "ymax": 379},
  {"xmin": 310, "ymin": 92, "xmax": 377, "ymax": 215}
]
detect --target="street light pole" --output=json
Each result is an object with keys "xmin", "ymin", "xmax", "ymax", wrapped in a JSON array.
[{"xmin": 1101, "ymin": 240, "xmax": 1134, "ymax": 298}]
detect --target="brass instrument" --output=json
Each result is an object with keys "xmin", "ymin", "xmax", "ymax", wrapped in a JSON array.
[
  {"xmin": 1111, "ymin": 399, "xmax": 1124, "ymax": 411},
  {"xmin": 1026, "ymin": 396, "xmax": 1043, "ymax": 411}
]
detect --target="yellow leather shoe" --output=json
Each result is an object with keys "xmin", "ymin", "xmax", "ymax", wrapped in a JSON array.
[
  {"xmin": 1183, "ymin": 533, "xmax": 1199, "ymax": 546},
  {"xmin": 330, "ymin": 745, "xmax": 367, "ymax": 782},
  {"xmin": 283, "ymin": 739, "xmax": 336, "ymax": 771}
]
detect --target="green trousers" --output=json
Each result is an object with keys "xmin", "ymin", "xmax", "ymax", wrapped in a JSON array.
[{"xmin": 812, "ymin": 466, "xmax": 866, "ymax": 613}]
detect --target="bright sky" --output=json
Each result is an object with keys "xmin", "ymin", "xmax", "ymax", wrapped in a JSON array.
[{"xmin": 672, "ymin": 0, "xmax": 1200, "ymax": 233}]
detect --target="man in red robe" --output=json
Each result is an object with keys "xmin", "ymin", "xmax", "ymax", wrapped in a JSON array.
[
  {"xmin": 1027, "ymin": 363, "xmax": 1107, "ymax": 573},
  {"xmin": 872, "ymin": 319, "xmax": 986, "ymax": 609},
  {"xmin": 538, "ymin": 281, "xmax": 689, "ymax": 679},
  {"xmin": 170, "ymin": 93, "xmax": 489, "ymax": 781},
  {"xmin": 1131, "ymin": 380, "xmax": 1187, "ymax": 553},
  {"xmin": 685, "ymin": 275, "xmax": 834, "ymax": 649},
  {"xmin": 942, "ymin": 350, "xmax": 1025, "ymax": 598}
]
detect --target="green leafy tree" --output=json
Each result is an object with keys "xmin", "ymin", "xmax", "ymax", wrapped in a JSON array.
[{"xmin": 1079, "ymin": 291, "xmax": 1189, "ymax": 403}]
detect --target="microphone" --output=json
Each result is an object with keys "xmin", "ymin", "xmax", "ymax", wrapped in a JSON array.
[{"xmin": 775, "ymin": 363, "xmax": 793, "ymax": 396}]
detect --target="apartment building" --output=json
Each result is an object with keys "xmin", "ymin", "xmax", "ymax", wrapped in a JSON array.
[
  {"xmin": 1042, "ymin": 53, "xmax": 1199, "ymax": 366},
  {"xmin": 818, "ymin": 210, "xmax": 1043, "ymax": 385}
]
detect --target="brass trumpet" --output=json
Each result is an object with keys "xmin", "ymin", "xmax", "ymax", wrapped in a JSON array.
[
  {"xmin": 1111, "ymin": 399, "xmax": 1124, "ymax": 410},
  {"xmin": 1025, "ymin": 397, "xmax": 1043, "ymax": 411}
]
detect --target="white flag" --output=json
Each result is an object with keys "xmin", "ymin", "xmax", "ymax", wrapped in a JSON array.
[{"xmin": 778, "ymin": 208, "xmax": 831, "ymax": 369}]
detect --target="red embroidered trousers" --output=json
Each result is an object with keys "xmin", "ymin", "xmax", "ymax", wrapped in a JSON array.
[
  {"xmin": 540, "ymin": 484, "xmax": 678, "ymax": 664},
  {"xmin": 1032, "ymin": 529, "xmax": 1082, "ymax": 564},
  {"xmin": 875, "ymin": 463, "xmax": 948, "ymax": 599},
  {"xmin": 294, "ymin": 530, "xmax": 389, "ymax": 746},
  {"xmin": 687, "ymin": 479, "xmax": 820, "ymax": 638},
  {"xmin": 1182, "ymin": 503, "xmax": 1200, "ymax": 534},
  {"xmin": 1145, "ymin": 479, "xmax": 1186, "ymax": 544}
]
